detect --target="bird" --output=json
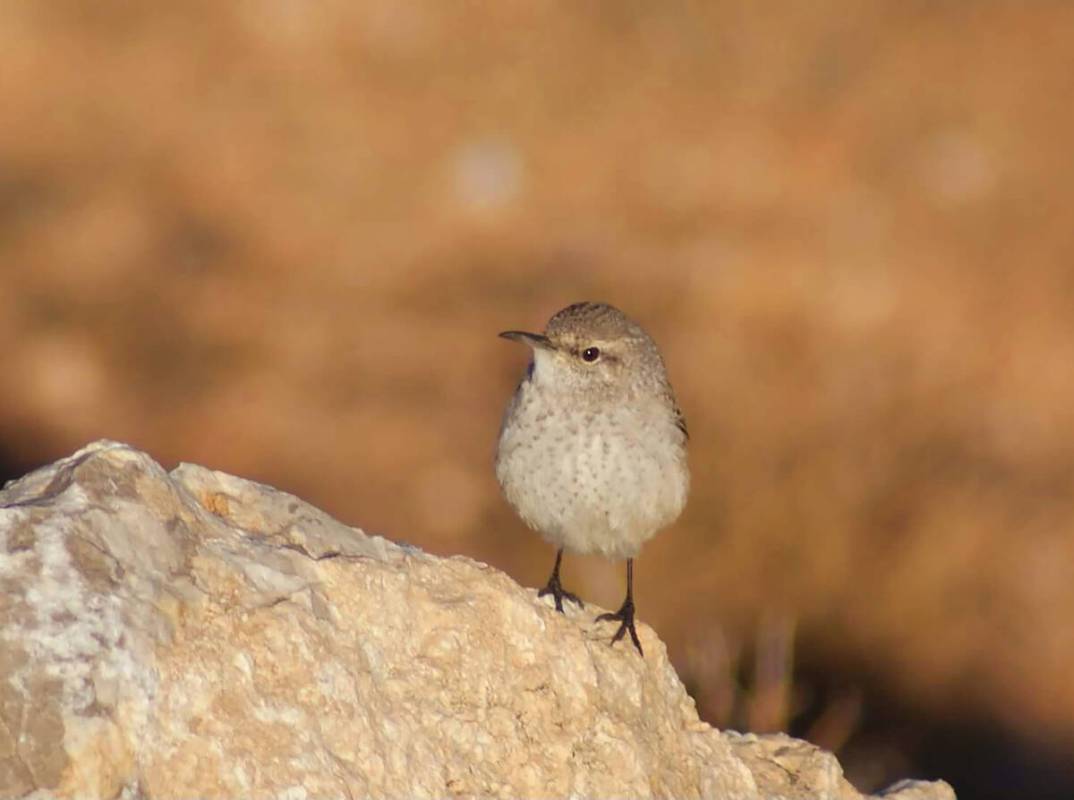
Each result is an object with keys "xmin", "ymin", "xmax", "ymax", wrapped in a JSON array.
[{"xmin": 495, "ymin": 301, "xmax": 689, "ymax": 654}]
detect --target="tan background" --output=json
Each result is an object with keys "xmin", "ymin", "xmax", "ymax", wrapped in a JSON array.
[{"xmin": 3, "ymin": 2, "xmax": 1073, "ymax": 796}]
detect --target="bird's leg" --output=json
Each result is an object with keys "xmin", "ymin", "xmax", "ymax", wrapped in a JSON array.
[
  {"xmin": 538, "ymin": 548, "xmax": 584, "ymax": 613},
  {"xmin": 596, "ymin": 558, "xmax": 643, "ymax": 655}
]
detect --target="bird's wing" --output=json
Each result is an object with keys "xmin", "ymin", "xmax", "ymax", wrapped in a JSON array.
[{"xmin": 674, "ymin": 405, "xmax": 689, "ymax": 441}]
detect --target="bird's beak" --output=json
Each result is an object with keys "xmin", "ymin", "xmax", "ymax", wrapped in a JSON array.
[{"xmin": 498, "ymin": 330, "xmax": 553, "ymax": 350}]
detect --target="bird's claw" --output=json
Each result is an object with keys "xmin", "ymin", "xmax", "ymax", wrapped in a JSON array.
[
  {"xmin": 538, "ymin": 578, "xmax": 584, "ymax": 613},
  {"xmin": 596, "ymin": 600, "xmax": 643, "ymax": 655}
]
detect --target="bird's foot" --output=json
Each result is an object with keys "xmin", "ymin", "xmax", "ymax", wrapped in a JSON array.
[
  {"xmin": 538, "ymin": 575, "xmax": 584, "ymax": 613},
  {"xmin": 596, "ymin": 598, "xmax": 643, "ymax": 655}
]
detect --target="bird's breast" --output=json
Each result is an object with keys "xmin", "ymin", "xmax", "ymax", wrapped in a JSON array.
[{"xmin": 496, "ymin": 393, "xmax": 688, "ymax": 558}]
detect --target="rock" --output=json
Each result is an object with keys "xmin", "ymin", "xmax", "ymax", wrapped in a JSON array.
[{"xmin": 0, "ymin": 441, "xmax": 956, "ymax": 799}]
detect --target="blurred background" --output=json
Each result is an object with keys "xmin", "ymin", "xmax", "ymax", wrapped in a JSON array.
[{"xmin": 3, "ymin": 2, "xmax": 1073, "ymax": 797}]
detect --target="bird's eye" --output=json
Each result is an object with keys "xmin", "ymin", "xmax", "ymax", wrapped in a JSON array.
[{"xmin": 581, "ymin": 347, "xmax": 601, "ymax": 363}]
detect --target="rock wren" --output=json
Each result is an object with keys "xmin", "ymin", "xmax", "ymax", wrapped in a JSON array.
[{"xmin": 495, "ymin": 302, "xmax": 689, "ymax": 654}]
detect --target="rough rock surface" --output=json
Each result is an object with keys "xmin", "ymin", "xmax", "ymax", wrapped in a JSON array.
[{"xmin": 0, "ymin": 441, "xmax": 955, "ymax": 799}]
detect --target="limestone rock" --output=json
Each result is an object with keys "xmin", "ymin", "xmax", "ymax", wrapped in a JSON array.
[{"xmin": 0, "ymin": 441, "xmax": 956, "ymax": 799}]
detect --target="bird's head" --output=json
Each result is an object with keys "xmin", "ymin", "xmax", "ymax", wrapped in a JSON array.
[{"xmin": 499, "ymin": 302, "xmax": 666, "ymax": 400}]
